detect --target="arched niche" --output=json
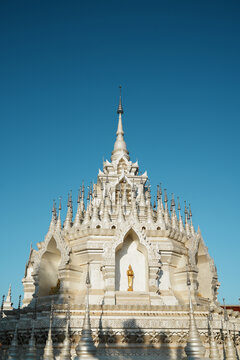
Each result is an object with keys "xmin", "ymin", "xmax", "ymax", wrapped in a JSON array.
[
  {"xmin": 38, "ymin": 238, "xmax": 61, "ymax": 297},
  {"xmin": 115, "ymin": 229, "xmax": 148, "ymax": 292}
]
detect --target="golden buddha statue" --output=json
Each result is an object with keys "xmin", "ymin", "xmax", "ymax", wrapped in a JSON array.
[
  {"xmin": 49, "ymin": 279, "xmax": 60, "ymax": 295},
  {"xmin": 127, "ymin": 264, "xmax": 134, "ymax": 291}
]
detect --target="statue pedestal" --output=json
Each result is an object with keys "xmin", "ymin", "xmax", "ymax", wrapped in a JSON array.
[{"xmin": 115, "ymin": 291, "xmax": 150, "ymax": 305}]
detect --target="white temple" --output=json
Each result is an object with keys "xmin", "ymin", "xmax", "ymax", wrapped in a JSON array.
[{"xmin": 0, "ymin": 92, "xmax": 239, "ymax": 360}]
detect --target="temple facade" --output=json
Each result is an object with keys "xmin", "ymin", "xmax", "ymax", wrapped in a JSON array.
[{"xmin": 0, "ymin": 95, "xmax": 239, "ymax": 360}]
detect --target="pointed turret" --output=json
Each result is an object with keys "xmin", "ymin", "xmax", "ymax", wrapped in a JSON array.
[
  {"xmin": 111, "ymin": 87, "xmax": 130, "ymax": 162},
  {"xmin": 25, "ymin": 324, "xmax": 37, "ymax": 360},
  {"xmin": 223, "ymin": 298, "xmax": 237, "ymax": 360},
  {"xmin": 177, "ymin": 197, "xmax": 184, "ymax": 232},
  {"xmin": 184, "ymin": 201, "xmax": 190, "ymax": 236},
  {"xmin": 146, "ymin": 189, "xmax": 154, "ymax": 227},
  {"xmin": 56, "ymin": 197, "xmax": 62, "ymax": 231},
  {"xmin": 189, "ymin": 204, "xmax": 195, "ymax": 235},
  {"xmin": 64, "ymin": 192, "xmax": 73, "ymax": 231},
  {"xmin": 117, "ymin": 188, "xmax": 125, "ymax": 224},
  {"xmin": 101, "ymin": 192, "xmax": 111, "ymax": 226},
  {"xmin": 73, "ymin": 188, "xmax": 82, "ymax": 228},
  {"xmin": 156, "ymin": 185, "xmax": 165, "ymax": 229},
  {"xmin": 48, "ymin": 200, "xmax": 57, "ymax": 232},
  {"xmin": 3, "ymin": 285, "xmax": 13, "ymax": 311},
  {"xmin": 208, "ymin": 303, "xmax": 220, "ymax": 360},
  {"xmin": 43, "ymin": 301, "xmax": 54, "ymax": 360},
  {"xmin": 225, "ymin": 329, "xmax": 237, "ymax": 360},
  {"xmin": 91, "ymin": 186, "xmax": 100, "ymax": 227},
  {"xmin": 75, "ymin": 263, "xmax": 97, "ymax": 360},
  {"xmin": 164, "ymin": 189, "xmax": 170, "ymax": 226},
  {"xmin": 8, "ymin": 324, "xmax": 19, "ymax": 360},
  {"xmin": 184, "ymin": 273, "xmax": 208, "ymax": 359},
  {"xmin": 83, "ymin": 190, "xmax": 91, "ymax": 226},
  {"xmin": 61, "ymin": 303, "xmax": 71, "ymax": 360},
  {"xmin": 170, "ymin": 193, "xmax": 178, "ymax": 229},
  {"xmin": 131, "ymin": 184, "xmax": 139, "ymax": 222}
]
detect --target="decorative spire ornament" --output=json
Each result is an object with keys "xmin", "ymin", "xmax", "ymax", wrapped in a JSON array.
[
  {"xmin": 223, "ymin": 298, "xmax": 237, "ymax": 360},
  {"xmin": 117, "ymin": 188, "xmax": 125, "ymax": 224},
  {"xmin": 73, "ymin": 188, "xmax": 82, "ymax": 228},
  {"xmin": 61, "ymin": 302, "xmax": 71, "ymax": 360},
  {"xmin": 101, "ymin": 192, "xmax": 111, "ymax": 226},
  {"xmin": 64, "ymin": 192, "xmax": 73, "ymax": 231},
  {"xmin": 146, "ymin": 189, "xmax": 154, "ymax": 227},
  {"xmin": 75, "ymin": 263, "xmax": 97, "ymax": 360},
  {"xmin": 208, "ymin": 302, "xmax": 220, "ymax": 360},
  {"xmin": 43, "ymin": 301, "xmax": 55, "ymax": 360},
  {"xmin": 177, "ymin": 197, "xmax": 184, "ymax": 232},
  {"xmin": 3, "ymin": 285, "xmax": 13, "ymax": 311},
  {"xmin": 131, "ymin": 185, "xmax": 139, "ymax": 222},
  {"xmin": 170, "ymin": 193, "xmax": 178, "ymax": 229},
  {"xmin": 184, "ymin": 201, "xmax": 190, "ymax": 235},
  {"xmin": 8, "ymin": 323, "xmax": 19, "ymax": 360},
  {"xmin": 91, "ymin": 187, "xmax": 100, "ymax": 227},
  {"xmin": 111, "ymin": 86, "xmax": 129, "ymax": 161},
  {"xmin": 156, "ymin": 185, "xmax": 165, "ymax": 229},
  {"xmin": 49, "ymin": 200, "xmax": 57, "ymax": 232},
  {"xmin": 164, "ymin": 189, "xmax": 170, "ymax": 226},
  {"xmin": 184, "ymin": 273, "xmax": 208, "ymax": 359},
  {"xmin": 56, "ymin": 197, "xmax": 62, "ymax": 231},
  {"xmin": 25, "ymin": 323, "xmax": 37, "ymax": 360}
]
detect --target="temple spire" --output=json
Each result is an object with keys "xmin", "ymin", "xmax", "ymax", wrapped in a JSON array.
[
  {"xmin": 208, "ymin": 302, "xmax": 220, "ymax": 360},
  {"xmin": 184, "ymin": 272, "xmax": 208, "ymax": 359},
  {"xmin": 75, "ymin": 263, "xmax": 97, "ymax": 360},
  {"xmin": 56, "ymin": 197, "xmax": 62, "ymax": 231},
  {"xmin": 61, "ymin": 301, "xmax": 71, "ymax": 360},
  {"xmin": 111, "ymin": 86, "xmax": 129, "ymax": 161},
  {"xmin": 25, "ymin": 323, "xmax": 37, "ymax": 360},
  {"xmin": 8, "ymin": 323, "xmax": 19, "ymax": 360},
  {"xmin": 43, "ymin": 301, "xmax": 54, "ymax": 360},
  {"xmin": 3, "ymin": 284, "xmax": 13, "ymax": 311}
]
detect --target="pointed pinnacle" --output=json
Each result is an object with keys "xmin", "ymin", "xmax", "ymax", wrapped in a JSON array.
[
  {"xmin": 164, "ymin": 189, "xmax": 168, "ymax": 203},
  {"xmin": 86, "ymin": 263, "xmax": 91, "ymax": 286},
  {"xmin": 117, "ymin": 85, "xmax": 123, "ymax": 114},
  {"xmin": 177, "ymin": 197, "xmax": 181, "ymax": 211},
  {"xmin": 59, "ymin": 197, "xmax": 62, "ymax": 211},
  {"xmin": 189, "ymin": 203, "xmax": 192, "ymax": 217}
]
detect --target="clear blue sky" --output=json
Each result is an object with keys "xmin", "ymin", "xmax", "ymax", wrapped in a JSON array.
[{"xmin": 0, "ymin": 0, "xmax": 239, "ymax": 306}]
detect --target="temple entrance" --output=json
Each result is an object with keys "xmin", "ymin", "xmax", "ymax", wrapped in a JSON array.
[
  {"xmin": 38, "ymin": 238, "xmax": 61, "ymax": 296},
  {"xmin": 115, "ymin": 230, "xmax": 148, "ymax": 292}
]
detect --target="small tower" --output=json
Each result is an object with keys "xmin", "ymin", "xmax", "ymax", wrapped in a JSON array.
[
  {"xmin": 223, "ymin": 298, "xmax": 237, "ymax": 360},
  {"xmin": 75, "ymin": 263, "xmax": 97, "ymax": 360},
  {"xmin": 61, "ymin": 302, "xmax": 71, "ymax": 360},
  {"xmin": 184, "ymin": 272, "xmax": 209, "ymax": 359},
  {"xmin": 3, "ymin": 285, "xmax": 13, "ymax": 311},
  {"xmin": 208, "ymin": 302, "xmax": 220, "ymax": 360},
  {"xmin": 43, "ymin": 301, "xmax": 55, "ymax": 360},
  {"xmin": 7, "ymin": 324, "xmax": 19, "ymax": 360},
  {"xmin": 25, "ymin": 323, "xmax": 37, "ymax": 360}
]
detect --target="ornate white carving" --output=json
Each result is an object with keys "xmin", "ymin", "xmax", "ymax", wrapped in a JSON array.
[
  {"xmin": 103, "ymin": 219, "xmax": 160, "ymax": 267},
  {"xmin": 33, "ymin": 230, "xmax": 71, "ymax": 272}
]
